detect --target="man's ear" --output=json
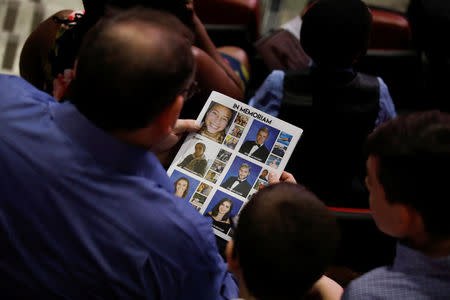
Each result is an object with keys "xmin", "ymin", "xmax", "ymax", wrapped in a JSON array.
[
  {"xmin": 400, "ymin": 205, "xmax": 426, "ymax": 240},
  {"xmin": 154, "ymin": 95, "xmax": 184, "ymax": 136},
  {"xmin": 226, "ymin": 241, "xmax": 241, "ymax": 275},
  {"xmin": 393, "ymin": 203, "xmax": 417, "ymax": 238}
]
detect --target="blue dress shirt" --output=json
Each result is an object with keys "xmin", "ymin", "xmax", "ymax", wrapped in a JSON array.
[
  {"xmin": 342, "ymin": 243, "xmax": 450, "ymax": 299},
  {"xmin": 0, "ymin": 75, "xmax": 238, "ymax": 299},
  {"xmin": 248, "ymin": 70, "xmax": 397, "ymax": 127}
]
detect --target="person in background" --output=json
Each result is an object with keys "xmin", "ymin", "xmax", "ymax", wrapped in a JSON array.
[
  {"xmin": 342, "ymin": 110, "xmax": 450, "ymax": 299},
  {"xmin": 19, "ymin": 0, "xmax": 248, "ymax": 105},
  {"xmin": 249, "ymin": 0, "xmax": 397, "ymax": 208},
  {"xmin": 408, "ymin": 0, "xmax": 450, "ymax": 113},
  {"xmin": 0, "ymin": 8, "xmax": 238, "ymax": 299},
  {"xmin": 226, "ymin": 182, "xmax": 343, "ymax": 300}
]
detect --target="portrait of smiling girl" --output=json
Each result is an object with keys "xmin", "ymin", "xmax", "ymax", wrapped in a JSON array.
[
  {"xmin": 174, "ymin": 177, "xmax": 190, "ymax": 199},
  {"xmin": 199, "ymin": 103, "xmax": 234, "ymax": 143},
  {"xmin": 205, "ymin": 198, "xmax": 234, "ymax": 233}
]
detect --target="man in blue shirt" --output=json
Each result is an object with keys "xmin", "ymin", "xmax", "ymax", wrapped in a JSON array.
[
  {"xmin": 342, "ymin": 111, "xmax": 450, "ymax": 299},
  {"xmin": 0, "ymin": 8, "xmax": 238, "ymax": 299}
]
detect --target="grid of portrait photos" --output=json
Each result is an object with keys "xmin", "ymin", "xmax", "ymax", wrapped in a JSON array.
[{"xmin": 167, "ymin": 91, "xmax": 302, "ymax": 241}]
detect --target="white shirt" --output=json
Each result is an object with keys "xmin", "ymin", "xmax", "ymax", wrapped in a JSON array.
[
  {"xmin": 230, "ymin": 179, "xmax": 242, "ymax": 190},
  {"xmin": 249, "ymin": 144, "xmax": 261, "ymax": 156}
]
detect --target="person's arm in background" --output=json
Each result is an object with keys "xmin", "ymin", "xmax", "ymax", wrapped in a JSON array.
[
  {"xmin": 19, "ymin": 10, "xmax": 73, "ymax": 89},
  {"xmin": 248, "ymin": 70, "xmax": 285, "ymax": 116},
  {"xmin": 192, "ymin": 47, "xmax": 244, "ymax": 100},
  {"xmin": 374, "ymin": 77, "xmax": 397, "ymax": 127},
  {"xmin": 186, "ymin": 0, "xmax": 244, "ymax": 100},
  {"xmin": 305, "ymin": 276, "xmax": 344, "ymax": 300}
]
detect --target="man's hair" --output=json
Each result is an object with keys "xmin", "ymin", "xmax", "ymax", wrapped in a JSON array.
[
  {"xmin": 234, "ymin": 183, "xmax": 339, "ymax": 300},
  {"xmin": 257, "ymin": 127, "xmax": 270, "ymax": 135},
  {"xmin": 82, "ymin": 0, "xmax": 192, "ymax": 25},
  {"xmin": 365, "ymin": 110, "xmax": 450, "ymax": 239},
  {"xmin": 300, "ymin": 0, "xmax": 372, "ymax": 68},
  {"xmin": 72, "ymin": 7, "xmax": 194, "ymax": 131},
  {"xmin": 240, "ymin": 163, "xmax": 251, "ymax": 171}
]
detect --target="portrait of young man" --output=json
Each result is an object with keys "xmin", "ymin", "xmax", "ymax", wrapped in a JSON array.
[
  {"xmin": 239, "ymin": 120, "xmax": 279, "ymax": 162},
  {"xmin": 221, "ymin": 163, "xmax": 252, "ymax": 197}
]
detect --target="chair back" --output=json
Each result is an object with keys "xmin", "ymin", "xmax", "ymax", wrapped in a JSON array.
[
  {"xmin": 328, "ymin": 207, "xmax": 397, "ymax": 274},
  {"xmin": 195, "ymin": 0, "xmax": 261, "ymax": 51},
  {"xmin": 369, "ymin": 7, "xmax": 412, "ymax": 49}
]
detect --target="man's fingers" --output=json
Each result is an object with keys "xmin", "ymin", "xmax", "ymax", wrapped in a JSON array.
[
  {"xmin": 268, "ymin": 172, "xmax": 279, "ymax": 184},
  {"xmin": 268, "ymin": 171, "xmax": 297, "ymax": 184},
  {"xmin": 280, "ymin": 171, "xmax": 297, "ymax": 183},
  {"xmin": 173, "ymin": 119, "xmax": 201, "ymax": 134}
]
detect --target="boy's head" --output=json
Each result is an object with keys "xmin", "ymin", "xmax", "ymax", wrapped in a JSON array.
[
  {"xmin": 227, "ymin": 183, "xmax": 339, "ymax": 300},
  {"xmin": 364, "ymin": 110, "xmax": 450, "ymax": 240},
  {"xmin": 300, "ymin": 0, "xmax": 372, "ymax": 68}
]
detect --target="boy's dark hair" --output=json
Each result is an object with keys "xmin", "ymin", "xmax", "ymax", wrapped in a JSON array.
[
  {"xmin": 72, "ymin": 7, "xmax": 194, "ymax": 131},
  {"xmin": 365, "ymin": 110, "xmax": 450, "ymax": 239},
  {"xmin": 234, "ymin": 183, "xmax": 339, "ymax": 300},
  {"xmin": 300, "ymin": 0, "xmax": 372, "ymax": 68}
]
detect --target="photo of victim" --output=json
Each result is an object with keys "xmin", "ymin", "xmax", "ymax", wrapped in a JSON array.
[
  {"xmin": 203, "ymin": 190, "xmax": 243, "ymax": 235},
  {"xmin": 220, "ymin": 156, "xmax": 261, "ymax": 198},
  {"xmin": 169, "ymin": 170, "xmax": 200, "ymax": 201},
  {"xmin": 238, "ymin": 120, "xmax": 280, "ymax": 163},
  {"xmin": 190, "ymin": 192, "xmax": 207, "ymax": 210},
  {"xmin": 176, "ymin": 139, "xmax": 218, "ymax": 178},
  {"xmin": 196, "ymin": 182, "xmax": 213, "ymax": 197},
  {"xmin": 198, "ymin": 102, "xmax": 236, "ymax": 144}
]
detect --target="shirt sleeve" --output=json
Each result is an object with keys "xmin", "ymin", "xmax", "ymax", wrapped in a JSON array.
[
  {"xmin": 375, "ymin": 77, "xmax": 397, "ymax": 127},
  {"xmin": 178, "ymin": 224, "xmax": 239, "ymax": 300},
  {"xmin": 138, "ymin": 204, "xmax": 239, "ymax": 300},
  {"xmin": 177, "ymin": 200, "xmax": 239, "ymax": 300},
  {"xmin": 248, "ymin": 70, "xmax": 285, "ymax": 117}
]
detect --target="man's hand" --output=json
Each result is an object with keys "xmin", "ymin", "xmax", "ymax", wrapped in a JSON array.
[
  {"xmin": 268, "ymin": 171, "xmax": 297, "ymax": 184},
  {"xmin": 151, "ymin": 119, "xmax": 200, "ymax": 154}
]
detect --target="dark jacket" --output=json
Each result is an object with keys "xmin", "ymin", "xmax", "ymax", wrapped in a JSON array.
[
  {"xmin": 239, "ymin": 140, "xmax": 270, "ymax": 162},
  {"xmin": 221, "ymin": 176, "xmax": 252, "ymax": 197}
]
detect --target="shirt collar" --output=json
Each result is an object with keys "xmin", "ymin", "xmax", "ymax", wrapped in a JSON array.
[
  {"xmin": 50, "ymin": 102, "xmax": 171, "ymax": 190},
  {"xmin": 393, "ymin": 242, "xmax": 450, "ymax": 277}
]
